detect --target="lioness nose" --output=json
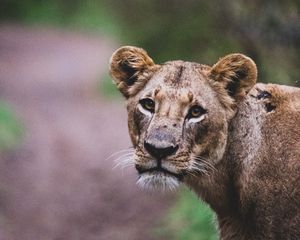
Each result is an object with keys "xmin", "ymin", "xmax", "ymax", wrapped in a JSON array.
[{"xmin": 144, "ymin": 141, "xmax": 178, "ymax": 159}]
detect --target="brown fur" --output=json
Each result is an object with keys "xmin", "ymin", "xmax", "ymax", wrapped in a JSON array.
[{"xmin": 109, "ymin": 46, "xmax": 300, "ymax": 239}]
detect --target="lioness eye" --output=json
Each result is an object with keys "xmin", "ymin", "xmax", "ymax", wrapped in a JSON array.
[
  {"xmin": 139, "ymin": 98, "xmax": 155, "ymax": 113},
  {"xmin": 187, "ymin": 105, "xmax": 207, "ymax": 118}
]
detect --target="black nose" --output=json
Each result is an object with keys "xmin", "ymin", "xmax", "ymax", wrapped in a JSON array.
[{"xmin": 144, "ymin": 141, "xmax": 178, "ymax": 159}]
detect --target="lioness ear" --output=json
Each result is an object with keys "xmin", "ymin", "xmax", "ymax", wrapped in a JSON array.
[
  {"xmin": 209, "ymin": 53, "xmax": 257, "ymax": 104},
  {"xmin": 109, "ymin": 46, "xmax": 155, "ymax": 98}
]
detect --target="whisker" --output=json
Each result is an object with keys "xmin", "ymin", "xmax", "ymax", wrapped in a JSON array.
[
  {"xmin": 105, "ymin": 148, "xmax": 134, "ymax": 162},
  {"xmin": 113, "ymin": 151, "xmax": 135, "ymax": 171},
  {"xmin": 113, "ymin": 152, "xmax": 135, "ymax": 162},
  {"xmin": 114, "ymin": 158, "xmax": 135, "ymax": 170},
  {"xmin": 188, "ymin": 156, "xmax": 215, "ymax": 177},
  {"xmin": 186, "ymin": 170, "xmax": 198, "ymax": 178},
  {"xmin": 194, "ymin": 165, "xmax": 209, "ymax": 175},
  {"xmin": 193, "ymin": 156, "xmax": 216, "ymax": 172},
  {"xmin": 114, "ymin": 154, "xmax": 134, "ymax": 161},
  {"xmin": 113, "ymin": 159, "xmax": 133, "ymax": 168}
]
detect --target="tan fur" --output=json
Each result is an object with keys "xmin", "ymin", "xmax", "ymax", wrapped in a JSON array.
[
  {"xmin": 109, "ymin": 46, "xmax": 300, "ymax": 240},
  {"xmin": 109, "ymin": 46, "xmax": 159, "ymax": 98}
]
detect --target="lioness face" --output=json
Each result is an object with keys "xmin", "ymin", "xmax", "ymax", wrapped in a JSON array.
[
  {"xmin": 110, "ymin": 46, "xmax": 257, "ymax": 190},
  {"xmin": 126, "ymin": 62, "xmax": 229, "ymax": 190}
]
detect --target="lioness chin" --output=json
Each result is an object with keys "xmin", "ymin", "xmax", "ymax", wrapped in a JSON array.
[{"xmin": 109, "ymin": 46, "xmax": 300, "ymax": 240}]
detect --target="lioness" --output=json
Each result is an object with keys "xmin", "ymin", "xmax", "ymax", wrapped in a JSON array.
[{"xmin": 109, "ymin": 46, "xmax": 300, "ymax": 240}]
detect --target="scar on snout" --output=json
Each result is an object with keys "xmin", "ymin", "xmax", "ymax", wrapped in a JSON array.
[
  {"xmin": 188, "ymin": 91, "xmax": 194, "ymax": 102},
  {"xmin": 154, "ymin": 87, "xmax": 161, "ymax": 96}
]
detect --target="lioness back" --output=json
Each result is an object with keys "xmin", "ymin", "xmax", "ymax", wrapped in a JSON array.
[
  {"xmin": 109, "ymin": 46, "xmax": 300, "ymax": 240},
  {"xmin": 228, "ymin": 84, "xmax": 300, "ymax": 239}
]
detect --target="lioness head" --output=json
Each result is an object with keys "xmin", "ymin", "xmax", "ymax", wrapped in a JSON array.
[{"xmin": 109, "ymin": 46, "xmax": 257, "ymax": 191}]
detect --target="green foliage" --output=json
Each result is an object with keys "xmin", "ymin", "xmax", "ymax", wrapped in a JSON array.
[
  {"xmin": 2, "ymin": 1, "xmax": 299, "ymax": 92},
  {"xmin": 1, "ymin": 0, "xmax": 122, "ymax": 37},
  {"xmin": 99, "ymin": 73, "xmax": 121, "ymax": 99},
  {"xmin": 157, "ymin": 188, "xmax": 218, "ymax": 240},
  {"xmin": 0, "ymin": 102, "xmax": 23, "ymax": 152},
  {"xmin": 106, "ymin": 0, "xmax": 299, "ymax": 87}
]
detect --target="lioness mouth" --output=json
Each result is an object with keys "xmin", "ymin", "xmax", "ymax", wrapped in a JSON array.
[{"xmin": 136, "ymin": 165, "xmax": 183, "ymax": 180}]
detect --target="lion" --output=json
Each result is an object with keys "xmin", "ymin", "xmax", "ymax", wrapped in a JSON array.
[{"xmin": 109, "ymin": 46, "xmax": 300, "ymax": 240}]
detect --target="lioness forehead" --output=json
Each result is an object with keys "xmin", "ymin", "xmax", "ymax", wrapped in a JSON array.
[
  {"xmin": 142, "ymin": 61, "xmax": 214, "ymax": 102},
  {"xmin": 156, "ymin": 60, "xmax": 210, "ymax": 86}
]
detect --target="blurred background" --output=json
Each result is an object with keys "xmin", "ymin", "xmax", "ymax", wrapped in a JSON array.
[{"xmin": 0, "ymin": 1, "xmax": 299, "ymax": 239}]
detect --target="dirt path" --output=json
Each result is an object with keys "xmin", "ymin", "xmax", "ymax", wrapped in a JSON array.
[{"xmin": 0, "ymin": 25, "xmax": 174, "ymax": 240}]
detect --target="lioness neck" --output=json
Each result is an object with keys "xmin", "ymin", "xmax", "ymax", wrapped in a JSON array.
[
  {"xmin": 186, "ymin": 157, "xmax": 247, "ymax": 239},
  {"xmin": 185, "ymin": 95, "xmax": 264, "ymax": 239}
]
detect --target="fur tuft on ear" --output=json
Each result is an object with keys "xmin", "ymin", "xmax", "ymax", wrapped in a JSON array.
[
  {"xmin": 109, "ymin": 46, "xmax": 156, "ymax": 98},
  {"xmin": 208, "ymin": 53, "xmax": 257, "ymax": 112}
]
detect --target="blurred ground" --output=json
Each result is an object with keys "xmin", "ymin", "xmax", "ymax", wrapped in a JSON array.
[{"xmin": 0, "ymin": 25, "xmax": 174, "ymax": 240}]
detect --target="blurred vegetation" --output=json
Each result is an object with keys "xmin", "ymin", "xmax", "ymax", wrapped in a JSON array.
[
  {"xmin": 0, "ymin": 102, "xmax": 23, "ymax": 152},
  {"xmin": 0, "ymin": 0, "xmax": 299, "ymax": 238},
  {"xmin": 98, "ymin": 73, "xmax": 121, "ymax": 99},
  {"xmin": 1, "ymin": 0, "xmax": 299, "ymax": 88},
  {"xmin": 156, "ymin": 188, "xmax": 218, "ymax": 240}
]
